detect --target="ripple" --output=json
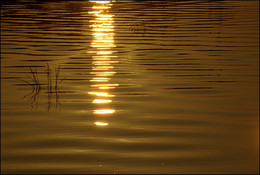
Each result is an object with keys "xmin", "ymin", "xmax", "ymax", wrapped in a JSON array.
[{"xmin": 1, "ymin": 0, "xmax": 259, "ymax": 174}]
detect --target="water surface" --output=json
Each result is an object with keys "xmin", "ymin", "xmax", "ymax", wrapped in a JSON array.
[{"xmin": 1, "ymin": 0, "xmax": 259, "ymax": 174}]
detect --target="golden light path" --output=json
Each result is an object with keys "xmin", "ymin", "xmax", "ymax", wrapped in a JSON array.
[{"xmin": 88, "ymin": 0, "xmax": 117, "ymax": 127}]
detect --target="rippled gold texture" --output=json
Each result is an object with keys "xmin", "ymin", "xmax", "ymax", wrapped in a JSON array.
[{"xmin": 88, "ymin": 0, "xmax": 117, "ymax": 126}]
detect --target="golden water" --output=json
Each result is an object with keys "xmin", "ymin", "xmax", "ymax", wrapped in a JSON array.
[{"xmin": 1, "ymin": 0, "xmax": 259, "ymax": 174}]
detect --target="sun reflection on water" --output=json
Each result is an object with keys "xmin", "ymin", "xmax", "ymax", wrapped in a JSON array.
[
  {"xmin": 94, "ymin": 121, "xmax": 109, "ymax": 126},
  {"xmin": 88, "ymin": 0, "xmax": 117, "ymax": 127}
]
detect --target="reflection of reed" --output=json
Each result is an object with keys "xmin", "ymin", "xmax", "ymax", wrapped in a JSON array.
[
  {"xmin": 55, "ymin": 65, "xmax": 63, "ymax": 90},
  {"xmin": 19, "ymin": 64, "xmax": 64, "ymax": 111},
  {"xmin": 45, "ymin": 63, "xmax": 52, "ymax": 93},
  {"xmin": 44, "ymin": 63, "xmax": 65, "ymax": 93},
  {"xmin": 55, "ymin": 89, "xmax": 62, "ymax": 112},
  {"xmin": 23, "ymin": 84, "xmax": 41, "ymax": 111},
  {"xmin": 20, "ymin": 67, "xmax": 41, "ymax": 89},
  {"xmin": 130, "ymin": 20, "xmax": 147, "ymax": 34},
  {"xmin": 46, "ymin": 88, "xmax": 61, "ymax": 112}
]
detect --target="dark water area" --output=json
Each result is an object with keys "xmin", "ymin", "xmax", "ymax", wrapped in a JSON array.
[{"xmin": 1, "ymin": 0, "xmax": 259, "ymax": 174}]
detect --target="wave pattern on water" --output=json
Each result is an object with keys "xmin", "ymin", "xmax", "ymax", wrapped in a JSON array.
[{"xmin": 1, "ymin": 0, "xmax": 259, "ymax": 174}]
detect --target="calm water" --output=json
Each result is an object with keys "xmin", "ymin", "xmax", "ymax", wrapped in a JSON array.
[{"xmin": 1, "ymin": 0, "xmax": 259, "ymax": 174}]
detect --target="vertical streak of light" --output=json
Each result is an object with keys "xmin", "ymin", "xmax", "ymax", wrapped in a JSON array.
[{"xmin": 88, "ymin": 0, "xmax": 117, "ymax": 127}]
